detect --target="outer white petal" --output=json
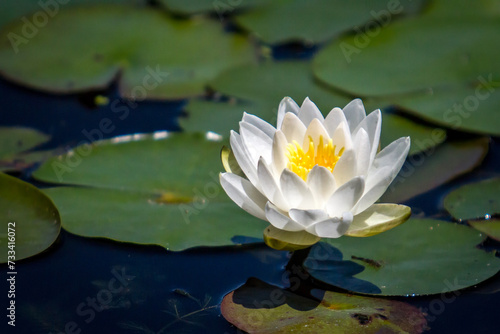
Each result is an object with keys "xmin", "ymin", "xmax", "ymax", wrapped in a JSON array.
[
  {"xmin": 298, "ymin": 97, "xmax": 324, "ymax": 127},
  {"xmin": 277, "ymin": 96, "xmax": 300, "ymax": 130},
  {"xmin": 370, "ymin": 136, "xmax": 411, "ymax": 172},
  {"xmin": 289, "ymin": 208, "xmax": 329, "ymax": 228},
  {"xmin": 220, "ymin": 173, "xmax": 267, "ymax": 220},
  {"xmin": 271, "ymin": 130, "xmax": 288, "ymax": 176},
  {"xmin": 240, "ymin": 121, "xmax": 273, "ymax": 165},
  {"xmin": 257, "ymin": 158, "xmax": 290, "ymax": 211},
  {"xmin": 332, "ymin": 149, "xmax": 357, "ymax": 186},
  {"xmin": 281, "ymin": 112, "xmax": 307, "ymax": 143},
  {"xmin": 280, "ymin": 169, "xmax": 316, "ymax": 210},
  {"xmin": 242, "ymin": 112, "xmax": 276, "ymax": 138},
  {"xmin": 352, "ymin": 109, "xmax": 381, "ymax": 165},
  {"xmin": 305, "ymin": 212, "xmax": 353, "ymax": 238},
  {"xmin": 324, "ymin": 107, "xmax": 348, "ymax": 137},
  {"xmin": 342, "ymin": 99, "xmax": 366, "ymax": 132},
  {"xmin": 331, "ymin": 121, "xmax": 353, "ymax": 153},
  {"xmin": 353, "ymin": 128, "xmax": 371, "ymax": 177},
  {"xmin": 265, "ymin": 202, "xmax": 304, "ymax": 232},
  {"xmin": 353, "ymin": 137, "xmax": 410, "ymax": 214},
  {"xmin": 302, "ymin": 118, "xmax": 330, "ymax": 149},
  {"xmin": 230, "ymin": 131, "xmax": 259, "ymax": 186},
  {"xmin": 326, "ymin": 176, "xmax": 365, "ymax": 217},
  {"xmin": 307, "ymin": 165, "xmax": 336, "ymax": 208}
]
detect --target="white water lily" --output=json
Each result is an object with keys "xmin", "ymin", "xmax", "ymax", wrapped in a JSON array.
[{"xmin": 220, "ymin": 97, "xmax": 411, "ymax": 250}]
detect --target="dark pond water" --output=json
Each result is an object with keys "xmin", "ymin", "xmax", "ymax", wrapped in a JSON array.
[{"xmin": 1, "ymin": 72, "xmax": 499, "ymax": 334}]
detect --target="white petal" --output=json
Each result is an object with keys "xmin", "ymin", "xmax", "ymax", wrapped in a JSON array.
[
  {"xmin": 298, "ymin": 97, "xmax": 324, "ymax": 127},
  {"xmin": 342, "ymin": 99, "xmax": 366, "ymax": 132},
  {"xmin": 277, "ymin": 97, "xmax": 300, "ymax": 129},
  {"xmin": 307, "ymin": 165, "xmax": 336, "ymax": 208},
  {"xmin": 352, "ymin": 109, "xmax": 381, "ymax": 165},
  {"xmin": 265, "ymin": 202, "xmax": 304, "ymax": 232},
  {"xmin": 242, "ymin": 112, "xmax": 276, "ymax": 138},
  {"xmin": 331, "ymin": 121, "xmax": 353, "ymax": 153},
  {"xmin": 240, "ymin": 121, "xmax": 273, "ymax": 165},
  {"xmin": 324, "ymin": 107, "xmax": 348, "ymax": 137},
  {"xmin": 257, "ymin": 158, "xmax": 290, "ymax": 211},
  {"xmin": 271, "ymin": 130, "xmax": 288, "ymax": 176},
  {"xmin": 305, "ymin": 212, "xmax": 353, "ymax": 238},
  {"xmin": 332, "ymin": 149, "xmax": 357, "ymax": 186},
  {"xmin": 220, "ymin": 173, "xmax": 267, "ymax": 220},
  {"xmin": 353, "ymin": 128, "xmax": 371, "ymax": 177},
  {"xmin": 326, "ymin": 176, "xmax": 365, "ymax": 217},
  {"xmin": 352, "ymin": 137, "xmax": 410, "ymax": 214},
  {"xmin": 281, "ymin": 112, "xmax": 307, "ymax": 143},
  {"xmin": 289, "ymin": 208, "xmax": 329, "ymax": 228},
  {"xmin": 371, "ymin": 136, "xmax": 411, "ymax": 172},
  {"xmin": 302, "ymin": 118, "xmax": 330, "ymax": 149},
  {"xmin": 346, "ymin": 204, "xmax": 411, "ymax": 237},
  {"xmin": 230, "ymin": 131, "xmax": 259, "ymax": 186},
  {"xmin": 280, "ymin": 169, "xmax": 316, "ymax": 210}
]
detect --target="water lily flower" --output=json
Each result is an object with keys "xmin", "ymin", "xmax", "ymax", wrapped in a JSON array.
[{"xmin": 220, "ymin": 97, "xmax": 411, "ymax": 250}]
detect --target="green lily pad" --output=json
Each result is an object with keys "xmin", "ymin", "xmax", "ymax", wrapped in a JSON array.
[
  {"xmin": 211, "ymin": 61, "xmax": 352, "ymax": 117},
  {"xmin": 0, "ymin": 5, "xmax": 255, "ymax": 99},
  {"xmin": 234, "ymin": 0, "xmax": 424, "ymax": 45},
  {"xmin": 313, "ymin": 16, "xmax": 500, "ymax": 96},
  {"xmin": 380, "ymin": 113, "xmax": 446, "ymax": 156},
  {"xmin": 394, "ymin": 85, "xmax": 500, "ymax": 136},
  {"xmin": 0, "ymin": 173, "xmax": 61, "ymax": 263},
  {"xmin": 0, "ymin": 126, "xmax": 52, "ymax": 172},
  {"xmin": 33, "ymin": 132, "xmax": 267, "ymax": 250},
  {"xmin": 159, "ymin": 0, "xmax": 266, "ymax": 16},
  {"xmin": 304, "ymin": 219, "xmax": 500, "ymax": 296},
  {"xmin": 221, "ymin": 278, "xmax": 427, "ymax": 333},
  {"xmin": 380, "ymin": 137, "xmax": 489, "ymax": 203},
  {"xmin": 444, "ymin": 178, "xmax": 500, "ymax": 221},
  {"xmin": 0, "ymin": 0, "xmax": 146, "ymax": 28},
  {"xmin": 469, "ymin": 219, "xmax": 500, "ymax": 242}
]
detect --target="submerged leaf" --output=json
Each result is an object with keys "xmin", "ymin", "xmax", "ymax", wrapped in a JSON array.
[{"xmin": 221, "ymin": 278, "xmax": 427, "ymax": 333}]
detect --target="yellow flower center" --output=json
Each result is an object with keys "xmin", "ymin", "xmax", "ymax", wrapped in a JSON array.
[{"xmin": 286, "ymin": 136, "xmax": 344, "ymax": 181}]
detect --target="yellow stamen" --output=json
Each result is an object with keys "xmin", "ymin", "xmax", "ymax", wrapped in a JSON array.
[{"xmin": 286, "ymin": 136, "xmax": 344, "ymax": 181}]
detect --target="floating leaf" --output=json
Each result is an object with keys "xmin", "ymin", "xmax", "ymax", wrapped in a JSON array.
[
  {"xmin": 0, "ymin": 5, "xmax": 255, "ymax": 99},
  {"xmin": 221, "ymin": 278, "xmax": 427, "ymax": 333},
  {"xmin": 444, "ymin": 177, "xmax": 500, "ymax": 221},
  {"xmin": 313, "ymin": 16, "xmax": 500, "ymax": 96},
  {"xmin": 159, "ymin": 0, "xmax": 266, "ymax": 16},
  {"xmin": 33, "ymin": 133, "xmax": 267, "ymax": 250},
  {"xmin": 380, "ymin": 113, "xmax": 446, "ymax": 156},
  {"xmin": 304, "ymin": 219, "xmax": 500, "ymax": 296},
  {"xmin": 394, "ymin": 85, "xmax": 500, "ymax": 136},
  {"xmin": 0, "ymin": 126, "xmax": 52, "ymax": 172},
  {"xmin": 234, "ymin": 0, "xmax": 424, "ymax": 44},
  {"xmin": 381, "ymin": 137, "xmax": 489, "ymax": 203},
  {"xmin": 0, "ymin": 0, "xmax": 147, "ymax": 28},
  {"xmin": 211, "ymin": 61, "xmax": 351, "ymax": 118},
  {"xmin": 0, "ymin": 173, "xmax": 61, "ymax": 263},
  {"xmin": 469, "ymin": 219, "xmax": 500, "ymax": 242}
]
